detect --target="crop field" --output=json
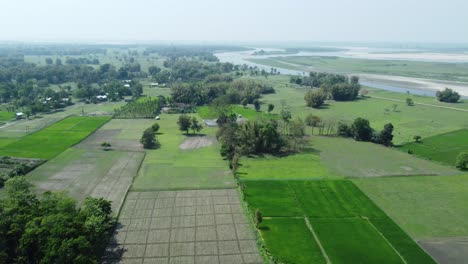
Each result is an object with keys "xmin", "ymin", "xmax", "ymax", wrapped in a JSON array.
[
  {"xmin": 259, "ymin": 218, "xmax": 325, "ymax": 264},
  {"xmin": 0, "ymin": 116, "xmax": 111, "ymax": 159},
  {"xmin": 27, "ymin": 147, "xmax": 144, "ymax": 214},
  {"xmin": 248, "ymin": 56, "xmax": 468, "ymax": 82},
  {"xmin": 399, "ymin": 129, "xmax": 468, "ymax": 165},
  {"xmin": 131, "ymin": 114, "xmax": 236, "ymax": 190},
  {"xmin": 0, "ymin": 111, "xmax": 14, "ymax": 122},
  {"xmin": 104, "ymin": 189, "xmax": 262, "ymax": 264},
  {"xmin": 243, "ymin": 75, "xmax": 468, "ymax": 144},
  {"xmin": 243, "ymin": 179, "xmax": 435, "ymax": 264}
]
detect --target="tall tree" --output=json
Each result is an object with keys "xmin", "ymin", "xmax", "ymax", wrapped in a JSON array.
[{"xmin": 177, "ymin": 114, "xmax": 192, "ymax": 135}]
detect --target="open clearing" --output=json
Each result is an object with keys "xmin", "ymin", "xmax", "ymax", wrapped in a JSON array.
[
  {"xmin": 131, "ymin": 114, "xmax": 235, "ymax": 190},
  {"xmin": 27, "ymin": 147, "xmax": 144, "ymax": 214},
  {"xmin": 244, "ymin": 75, "xmax": 468, "ymax": 144},
  {"xmin": 312, "ymin": 136, "xmax": 458, "ymax": 177},
  {"xmin": 104, "ymin": 189, "xmax": 262, "ymax": 264},
  {"xmin": 400, "ymin": 129, "xmax": 468, "ymax": 166},
  {"xmin": 419, "ymin": 237, "xmax": 468, "ymax": 264},
  {"xmin": 179, "ymin": 136, "xmax": 217, "ymax": 150},
  {"xmin": 0, "ymin": 116, "xmax": 111, "ymax": 159},
  {"xmin": 243, "ymin": 179, "xmax": 435, "ymax": 264}
]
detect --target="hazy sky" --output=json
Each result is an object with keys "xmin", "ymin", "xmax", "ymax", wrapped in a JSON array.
[{"xmin": 1, "ymin": 0, "xmax": 467, "ymax": 43}]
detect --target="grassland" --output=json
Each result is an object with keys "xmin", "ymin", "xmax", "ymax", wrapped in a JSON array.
[
  {"xmin": 0, "ymin": 111, "xmax": 14, "ymax": 122},
  {"xmin": 0, "ymin": 116, "xmax": 110, "ymax": 159},
  {"xmin": 400, "ymin": 129, "xmax": 468, "ymax": 165},
  {"xmin": 248, "ymin": 56, "xmax": 468, "ymax": 82},
  {"xmin": 259, "ymin": 218, "xmax": 325, "ymax": 264},
  {"xmin": 131, "ymin": 114, "xmax": 236, "ymax": 190},
  {"xmin": 243, "ymin": 180, "xmax": 435, "ymax": 264},
  {"xmin": 243, "ymin": 75, "xmax": 468, "ymax": 144},
  {"xmin": 197, "ymin": 105, "xmax": 277, "ymax": 120},
  {"xmin": 354, "ymin": 175, "xmax": 468, "ymax": 239}
]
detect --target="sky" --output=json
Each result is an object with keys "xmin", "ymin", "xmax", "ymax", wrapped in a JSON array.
[{"xmin": 1, "ymin": 0, "xmax": 467, "ymax": 43}]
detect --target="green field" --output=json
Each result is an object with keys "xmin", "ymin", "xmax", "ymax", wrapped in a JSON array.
[
  {"xmin": 400, "ymin": 129, "xmax": 468, "ymax": 165},
  {"xmin": 197, "ymin": 105, "xmax": 277, "ymax": 120},
  {"xmin": 0, "ymin": 116, "xmax": 110, "ymax": 159},
  {"xmin": 248, "ymin": 56, "xmax": 468, "ymax": 82},
  {"xmin": 312, "ymin": 218, "xmax": 404, "ymax": 264},
  {"xmin": 242, "ymin": 75, "xmax": 468, "ymax": 145},
  {"xmin": 354, "ymin": 175, "xmax": 468, "ymax": 239},
  {"xmin": 131, "ymin": 113, "xmax": 236, "ymax": 190},
  {"xmin": 259, "ymin": 218, "xmax": 325, "ymax": 264},
  {"xmin": 237, "ymin": 149, "xmax": 340, "ymax": 180},
  {"xmin": 244, "ymin": 180, "xmax": 435, "ymax": 264},
  {"xmin": 0, "ymin": 111, "xmax": 14, "ymax": 122}
]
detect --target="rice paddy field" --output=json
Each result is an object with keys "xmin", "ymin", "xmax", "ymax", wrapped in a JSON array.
[
  {"xmin": 0, "ymin": 115, "xmax": 111, "ymax": 159},
  {"xmin": 245, "ymin": 179, "xmax": 435, "ymax": 264}
]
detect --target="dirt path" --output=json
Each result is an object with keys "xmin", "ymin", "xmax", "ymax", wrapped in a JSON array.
[
  {"xmin": 370, "ymin": 95, "xmax": 468, "ymax": 112},
  {"xmin": 179, "ymin": 136, "xmax": 217, "ymax": 150}
]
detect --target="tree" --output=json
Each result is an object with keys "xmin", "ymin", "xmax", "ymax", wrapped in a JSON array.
[
  {"xmin": 45, "ymin": 58, "xmax": 53, "ymax": 65},
  {"xmin": 337, "ymin": 122, "xmax": 353, "ymax": 137},
  {"xmin": 436, "ymin": 88, "xmax": 460, "ymax": 103},
  {"xmin": 148, "ymin": 65, "xmax": 161, "ymax": 76},
  {"xmin": 377, "ymin": 123, "xmax": 394, "ymax": 147},
  {"xmin": 330, "ymin": 83, "xmax": 360, "ymax": 101},
  {"xmin": 413, "ymin": 135, "xmax": 422, "ymax": 142},
  {"xmin": 305, "ymin": 114, "xmax": 321, "ymax": 134},
  {"xmin": 253, "ymin": 99, "xmax": 260, "ymax": 112},
  {"xmin": 177, "ymin": 114, "xmax": 192, "ymax": 135},
  {"xmin": 304, "ymin": 89, "xmax": 326, "ymax": 108},
  {"xmin": 280, "ymin": 109, "xmax": 292, "ymax": 135},
  {"xmin": 140, "ymin": 127, "xmax": 159, "ymax": 149},
  {"xmin": 406, "ymin": 98, "xmax": 414, "ymax": 106},
  {"xmin": 151, "ymin": 123, "xmax": 160, "ymax": 133},
  {"xmin": 190, "ymin": 117, "xmax": 203, "ymax": 134},
  {"xmin": 241, "ymin": 98, "xmax": 248, "ymax": 108},
  {"xmin": 255, "ymin": 209, "xmax": 263, "ymax": 228},
  {"xmin": 351, "ymin": 118, "xmax": 373, "ymax": 141},
  {"xmin": 267, "ymin": 104, "xmax": 274, "ymax": 113},
  {"xmin": 455, "ymin": 152, "xmax": 468, "ymax": 170},
  {"xmin": 100, "ymin": 142, "xmax": 111, "ymax": 151}
]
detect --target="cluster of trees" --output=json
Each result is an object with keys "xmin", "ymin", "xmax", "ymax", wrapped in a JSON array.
[
  {"xmin": 51, "ymin": 57, "xmax": 100, "ymax": 65},
  {"xmin": 302, "ymin": 73, "xmax": 361, "ymax": 108},
  {"xmin": 0, "ymin": 157, "xmax": 43, "ymax": 187},
  {"xmin": 456, "ymin": 152, "xmax": 468, "ymax": 170},
  {"xmin": 436, "ymin": 88, "xmax": 461, "ymax": 103},
  {"xmin": 162, "ymin": 59, "xmax": 234, "ymax": 82},
  {"xmin": 171, "ymin": 79, "xmax": 274, "ymax": 106},
  {"xmin": 337, "ymin": 118, "xmax": 395, "ymax": 146},
  {"xmin": 0, "ymin": 177, "xmax": 114, "ymax": 263},
  {"xmin": 177, "ymin": 115, "xmax": 203, "ymax": 135},
  {"xmin": 114, "ymin": 97, "xmax": 163, "ymax": 118},
  {"xmin": 141, "ymin": 123, "xmax": 160, "ymax": 149}
]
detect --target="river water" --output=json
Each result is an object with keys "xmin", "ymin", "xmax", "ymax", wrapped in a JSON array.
[{"xmin": 215, "ymin": 48, "xmax": 468, "ymax": 98}]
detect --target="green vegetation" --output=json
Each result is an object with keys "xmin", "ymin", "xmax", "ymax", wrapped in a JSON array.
[
  {"xmin": 0, "ymin": 111, "xmax": 14, "ymax": 122},
  {"xmin": 113, "ymin": 97, "xmax": 162, "ymax": 118},
  {"xmin": 354, "ymin": 175, "xmax": 468, "ymax": 239},
  {"xmin": 0, "ymin": 116, "xmax": 110, "ymax": 159},
  {"xmin": 248, "ymin": 56, "xmax": 468, "ymax": 82},
  {"xmin": 0, "ymin": 177, "xmax": 114, "ymax": 263},
  {"xmin": 259, "ymin": 218, "xmax": 326, "ymax": 264},
  {"xmin": 311, "ymin": 218, "xmax": 403, "ymax": 264},
  {"xmin": 197, "ymin": 105, "xmax": 276, "ymax": 120},
  {"xmin": 400, "ymin": 129, "xmax": 468, "ymax": 166},
  {"xmin": 244, "ymin": 180, "xmax": 435, "ymax": 263},
  {"xmin": 436, "ymin": 88, "xmax": 461, "ymax": 103},
  {"xmin": 131, "ymin": 114, "xmax": 235, "ymax": 190},
  {"xmin": 0, "ymin": 157, "xmax": 43, "ymax": 187}
]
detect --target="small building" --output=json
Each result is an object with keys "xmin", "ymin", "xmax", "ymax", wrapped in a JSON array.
[
  {"xmin": 150, "ymin": 82, "xmax": 159, "ymax": 87},
  {"xmin": 124, "ymin": 84, "xmax": 131, "ymax": 88},
  {"xmin": 16, "ymin": 112, "xmax": 24, "ymax": 119},
  {"xmin": 96, "ymin": 95, "xmax": 108, "ymax": 102}
]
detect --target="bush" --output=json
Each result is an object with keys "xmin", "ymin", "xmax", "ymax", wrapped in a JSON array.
[
  {"xmin": 456, "ymin": 152, "xmax": 468, "ymax": 170},
  {"xmin": 330, "ymin": 83, "xmax": 360, "ymax": 101},
  {"xmin": 304, "ymin": 89, "xmax": 327, "ymax": 108},
  {"xmin": 413, "ymin": 135, "xmax": 422, "ymax": 142},
  {"xmin": 337, "ymin": 122, "xmax": 353, "ymax": 137},
  {"xmin": 436, "ymin": 88, "xmax": 460, "ymax": 103},
  {"xmin": 255, "ymin": 209, "xmax": 263, "ymax": 227},
  {"xmin": 351, "ymin": 117, "xmax": 373, "ymax": 141},
  {"xmin": 140, "ymin": 127, "xmax": 159, "ymax": 149},
  {"xmin": 151, "ymin": 123, "xmax": 160, "ymax": 133}
]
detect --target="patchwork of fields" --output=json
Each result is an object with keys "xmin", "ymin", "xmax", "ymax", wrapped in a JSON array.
[
  {"xmin": 244, "ymin": 180, "xmax": 435, "ymax": 264},
  {"xmin": 0, "ymin": 116, "xmax": 111, "ymax": 159}
]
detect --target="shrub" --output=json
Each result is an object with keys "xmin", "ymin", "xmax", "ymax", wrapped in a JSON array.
[
  {"xmin": 140, "ymin": 127, "xmax": 159, "ymax": 149},
  {"xmin": 304, "ymin": 89, "xmax": 327, "ymax": 108},
  {"xmin": 255, "ymin": 209, "xmax": 263, "ymax": 227},
  {"xmin": 151, "ymin": 123, "xmax": 160, "ymax": 133},
  {"xmin": 413, "ymin": 135, "xmax": 422, "ymax": 142},
  {"xmin": 456, "ymin": 152, "xmax": 468, "ymax": 170},
  {"xmin": 330, "ymin": 83, "xmax": 360, "ymax": 101},
  {"xmin": 337, "ymin": 122, "xmax": 353, "ymax": 137},
  {"xmin": 436, "ymin": 88, "xmax": 460, "ymax": 103}
]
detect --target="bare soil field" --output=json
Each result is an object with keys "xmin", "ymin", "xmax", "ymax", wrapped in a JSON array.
[
  {"xmin": 179, "ymin": 136, "xmax": 217, "ymax": 150},
  {"xmin": 27, "ymin": 148, "xmax": 145, "ymax": 214},
  {"xmin": 76, "ymin": 129, "xmax": 144, "ymax": 152},
  {"xmin": 104, "ymin": 189, "xmax": 262, "ymax": 264},
  {"xmin": 419, "ymin": 237, "xmax": 468, "ymax": 264}
]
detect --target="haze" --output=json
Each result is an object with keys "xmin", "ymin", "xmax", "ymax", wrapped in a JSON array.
[{"xmin": 1, "ymin": 0, "xmax": 468, "ymax": 43}]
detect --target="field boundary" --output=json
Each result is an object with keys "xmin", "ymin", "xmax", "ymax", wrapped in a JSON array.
[
  {"xmin": 366, "ymin": 217, "xmax": 408, "ymax": 264},
  {"xmin": 304, "ymin": 217, "xmax": 331, "ymax": 264},
  {"xmin": 370, "ymin": 95, "xmax": 468, "ymax": 112}
]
